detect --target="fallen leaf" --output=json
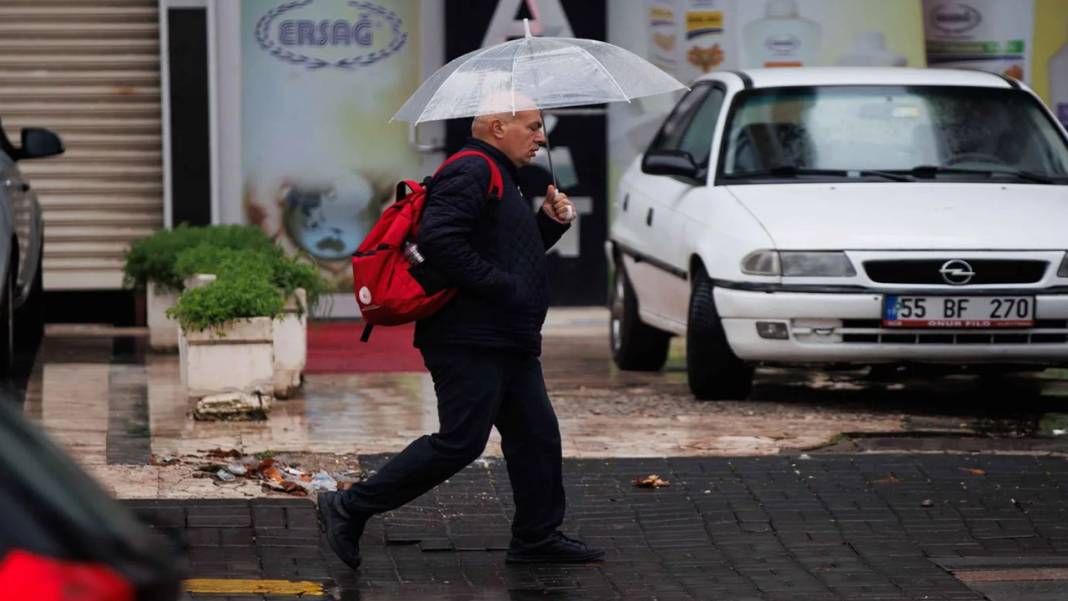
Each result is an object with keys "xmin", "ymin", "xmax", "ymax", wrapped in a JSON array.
[
  {"xmin": 281, "ymin": 481, "xmax": 307, "ymax": 495},
  {"xmin": 261, "ymin": 481, "xmax": 307, "ymax": 495},
  {"xmin": 261, "ymin": 465, "xmax": 286, "ymax": 485},
  {"xmin": 959, "ymin": 468, "xmax": 986, "ymax": 476},
  {"xmin": 150, "ymin": 455, "xmax": 179, "ymax": 466},
  {"xmin": 203, "ymin": 448, "xmax": 243, "ymax": 459},
  {"xmin": 871, "ymin": 474, "xmax": 902, "ymax": 485},
  {"xmin": 254, "ymin": 458, "xmax": 277, "ymax": 474},
  {"xmin": 633, "ymin": 474, "xmax": 670, "ymax": 488}
]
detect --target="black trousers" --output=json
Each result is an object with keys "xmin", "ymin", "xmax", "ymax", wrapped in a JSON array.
[{"xmin": 339, "ymin": 345, "xmax": 566, "ymax": 542}]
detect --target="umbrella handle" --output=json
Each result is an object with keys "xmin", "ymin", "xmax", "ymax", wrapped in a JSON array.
[
  {"xmin": 540, "ymin": 109, "xmax": 557, "ymax": 189},
  {"xmin": 540, "ymin": 110, "xmax": 575, "ymax": 222}
]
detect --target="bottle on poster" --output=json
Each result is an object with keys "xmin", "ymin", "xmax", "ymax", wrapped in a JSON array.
[
  {"xmin": 1051, "ymin": 33, "xmax": 1068, "ymax": 128},
  {"xmin": 741, "ymin": 0, "xmax": 821, "ymax": 68},
  {"xmin": 923, "ymin": 0, "xmax": 1034, "ymax": 82},
  {"xmin": 836, "ymin": 31, "xmax": 907, "ymax": 67},
  {"xmin": 646, "ymin": 0, "xmax": 679, "ymax": 74}
]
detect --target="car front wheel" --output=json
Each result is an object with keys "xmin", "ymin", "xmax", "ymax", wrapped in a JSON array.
[
  {"xmin": 610, "ymin": 264, "xmax": 670, "ymax": 371},
  {"xmin": 687, "ymin": 267, "xmax": 753, "ymax": 400},
  {"xmin": 0, "ymin": 260, "xmax": 14, "ymax": 373},
  {"xmin": 15, "ymin": 248, "xmax": 44, "ymax": 350}
]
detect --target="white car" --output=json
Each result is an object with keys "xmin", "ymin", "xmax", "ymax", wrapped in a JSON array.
[{"xmin": 608, "ymin": 67, "xmax": 1068, "ymax": 400}]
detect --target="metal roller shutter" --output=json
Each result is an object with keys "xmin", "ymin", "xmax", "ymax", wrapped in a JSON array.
[{"xmin": 0, "ymin": 0, "xmax": 162, "ymax": 290}]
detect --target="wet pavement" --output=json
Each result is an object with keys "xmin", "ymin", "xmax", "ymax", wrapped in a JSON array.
[
  {"xmin": 130, "ymin": 452, "xmax": 1068, "ymax": 600},
  {"xmin": 15, "ymin": 311, "xmax": 1068, "ymax": 500}
]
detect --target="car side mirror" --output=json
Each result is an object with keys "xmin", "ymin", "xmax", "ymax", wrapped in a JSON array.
[
  {"xmin": 642, "ymin": 149, "xmax": 700, "ymax": 180},
  {"xmin": 19, "ymin": 128, "xmax": 64, "ymax": 160}
]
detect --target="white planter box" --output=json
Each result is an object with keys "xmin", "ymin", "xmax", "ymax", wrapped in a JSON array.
[
  {"xmin": 273, "ymin": 288, "xmax": 307, "ymax": 398},
  {"xmin": 177, "ymin": 273, "xmax": 217, "ymax": 391},
  {"xmin": 180, "ymin": 316, "xmax": 274, "ymax": 399},
  {"xmin": 147, "ymin": 281, "xmax": 180, "ymax": 351}
]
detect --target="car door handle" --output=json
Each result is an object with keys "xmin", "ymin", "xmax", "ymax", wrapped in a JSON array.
[{"xmin": 645, "ymin": 207, "xmax": 654, "ymax": 226}]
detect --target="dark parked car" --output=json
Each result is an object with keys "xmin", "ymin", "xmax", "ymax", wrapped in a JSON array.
[
  {"xmin": 0, "ymin": 120, "xmax": 63, "ymax": 371},
  {"xmin": 0, "ymin": 395, "xmax": 184, "ymax": 600}
]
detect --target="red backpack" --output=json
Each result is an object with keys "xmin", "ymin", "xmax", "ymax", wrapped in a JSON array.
[{"xmin": 352, "ymin": 150, "xmax": 503, "ymax": 341}]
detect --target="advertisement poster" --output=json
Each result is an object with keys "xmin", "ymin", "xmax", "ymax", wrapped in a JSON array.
[
  {"xmin": 923, "ymin": 0, "xmax": 1035, "ymax": 81},
  {"xmin": 609, "ymin": 0, "xmax": 926, "ymax": 209},
  {"xmin": 241, "ymin": 0, "xmax": 422, "ymax": 292},
  {"xmin": 1032, "ymin": 0, "xmax": 1068, "ymax": 127},
  {"xmin": 735, "ymin": 0, "xmax": 924, "ymax": 70}
]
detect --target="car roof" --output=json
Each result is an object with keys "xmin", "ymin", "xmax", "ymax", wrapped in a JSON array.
[{"xmin": 699, "ymin": 67, "xmax": 1016, "ymax": 90}]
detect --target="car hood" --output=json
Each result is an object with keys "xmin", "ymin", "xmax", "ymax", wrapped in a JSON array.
[{"xmin": 725, "ymin": 183, "xmax": 1068, "ymax": 250}]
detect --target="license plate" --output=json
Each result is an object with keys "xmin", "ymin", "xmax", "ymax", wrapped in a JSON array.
[{"xmin": 883, "ymin": 295, "xmax": 1035, "ymax": 328}]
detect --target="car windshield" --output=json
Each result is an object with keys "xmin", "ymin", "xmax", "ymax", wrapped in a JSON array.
[{"xmin": 720, "ymin": 85, "xmax": 1068, "ymax": 182}]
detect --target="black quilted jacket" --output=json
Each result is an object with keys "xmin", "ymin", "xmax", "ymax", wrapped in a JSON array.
[{"xmin": 413, "ymin": 138, "xmax": 569, "ymax": 356}]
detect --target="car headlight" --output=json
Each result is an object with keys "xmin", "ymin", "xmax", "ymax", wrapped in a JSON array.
[
  {"xmin": 740, "ymin": 250, "xmax": 856, "ymax": 277},
  {"xmin": 782, "ymin": 252, "xmax": 856, "ymax": 277},
  {"xmin": 1059, "ymin": 253, "xmax": 1068, "ymax": 277}
]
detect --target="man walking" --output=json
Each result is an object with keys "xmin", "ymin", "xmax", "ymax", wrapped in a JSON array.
[{"xmin": 318, "ymin": 106, "xmax": 605, "ymax": 569}]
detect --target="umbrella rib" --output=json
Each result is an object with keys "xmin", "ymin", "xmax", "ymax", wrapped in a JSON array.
[
  {"xmin": 571, "ymin": 44, "xmax": 631, "ymax": 104},
  {"xmin": 510, "ymin": 38, "xmax": 526, "ymax": 115}
]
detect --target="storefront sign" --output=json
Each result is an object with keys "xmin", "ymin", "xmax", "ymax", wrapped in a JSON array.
[{"xmin": 254, "ymin": 0, "xmax": 407, "ymax": 69}]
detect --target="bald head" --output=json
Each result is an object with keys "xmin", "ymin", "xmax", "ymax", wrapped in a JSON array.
[
  {"xmin": 471, "ymin": 111, "xmax": 515, "ymax": 138},
  {"xmin": 470, "ymin": 107, "xmax": 545, "ymax": 168}
]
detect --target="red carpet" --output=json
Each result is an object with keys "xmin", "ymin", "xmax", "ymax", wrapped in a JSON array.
[{"xmin": 306, "ymin": 321, "xmax": 426, "ymax": 373}]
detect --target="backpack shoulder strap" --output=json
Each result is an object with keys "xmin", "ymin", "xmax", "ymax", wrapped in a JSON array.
[
  {"xmin": 434, "ymin": 150, "xmax": 504, "ymax": 200},
  {"xmin": 394, "ymin": 179, "xmax": 423, "ymax": 202}
]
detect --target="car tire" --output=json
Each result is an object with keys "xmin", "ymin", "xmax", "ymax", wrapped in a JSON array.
[
  {"xmin": 686, "ymin": 267, "xmax": 753, "ymax": 400},
  {"xmin": 610, "ymin": 263, "xmax": 670, "ymax": 371},
  {"xmin": 14, "ymin": 248, "xmax": 44, "ymax": 350},
  {"xmin": 0, "ymin": 259, "xmax": 14, "ymax": 374}
]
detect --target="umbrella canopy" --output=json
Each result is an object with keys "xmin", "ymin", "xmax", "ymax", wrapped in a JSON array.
[{"xmin": 392, "ymin": 20, "xmax": 686, "ymax": 124}]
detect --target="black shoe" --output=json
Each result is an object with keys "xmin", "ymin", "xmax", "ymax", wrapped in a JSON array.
[
  {"xmin": 505, "ymin": 532, "xmax": 605, "ymax": 564},
  {"xmin": 317, "ymin": 491, "xmax": 368, "ymax": 570}
]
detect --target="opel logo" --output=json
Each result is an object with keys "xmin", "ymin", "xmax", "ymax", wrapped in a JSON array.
[{"xmin": 939, "ymin": 259, "xmax": 975, "ymax": 285}]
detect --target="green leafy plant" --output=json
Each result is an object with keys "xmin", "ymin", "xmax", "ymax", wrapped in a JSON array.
[
  {"xmin": 166, "ymin": 272, "xmax": 284, "ymax": 333},
  {"xmin": 174, "ymin": 244, "xmax": 327, "ymax": 313},
  {"xmin": 199, "ymin": 224, "xmax": 277, "ymax": 252},
  {"xmin": 123, "ymin": 226, "xmax": 193, "ymax": 292},
  {"xmin": 174, "ymin": 244, "xmax": 277, "ymax": 281},
  {"xmin": 123, "ymin": 225, "xmax": 276, "ymax": 292},
  {"xmin": 272, "ymin": 253, "xmax": 328, "ymax": 311}
]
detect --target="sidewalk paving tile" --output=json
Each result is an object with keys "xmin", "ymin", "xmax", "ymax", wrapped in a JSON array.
[{"xmin": 125, "ymin": 453, "xmax": 1068, "ymax": 600}]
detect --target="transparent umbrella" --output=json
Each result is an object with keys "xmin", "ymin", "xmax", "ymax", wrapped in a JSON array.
[{"xmin": 392, "ymin": 20, "xmax": 686, "ymax": 184}]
